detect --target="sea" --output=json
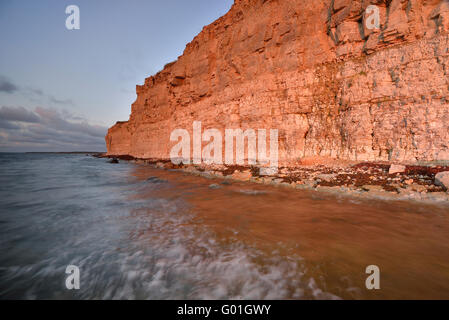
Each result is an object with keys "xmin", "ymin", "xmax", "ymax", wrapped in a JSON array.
[{"xmin": 1, "ymin": 153, "xmax": 449, "ymax": 299}]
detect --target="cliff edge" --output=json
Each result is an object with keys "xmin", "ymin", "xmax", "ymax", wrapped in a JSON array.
[{"xmin": 106, "ymin": 0, "xmax": 449, "ymax": 165}]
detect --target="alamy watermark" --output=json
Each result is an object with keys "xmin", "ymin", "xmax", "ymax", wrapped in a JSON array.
[
  {"xmin": 365, "ymin": 5, "xmax": 380, "ymax": 30},
  {"xmin": 365, "ymin": 265, "xmax": 380, "ymax": 290},
  {"xmin": 65, "ymin": 5, "xmax": 80, "ymax": 30},
  {"xmin": 169, "ymin": 121, "xmax": 279, "ymax": 175},
  {"xmin": 65, "ymin": 265, "xmax": 80, "ymax": 290}
]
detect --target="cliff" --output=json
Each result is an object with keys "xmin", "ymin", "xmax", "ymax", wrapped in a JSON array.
[{"xmin": 106, "ymin": 0, "xmax": 449, "ymax": 166}]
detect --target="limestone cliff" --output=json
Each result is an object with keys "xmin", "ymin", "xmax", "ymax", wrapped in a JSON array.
[{"xmin": 106, "ymin": 0, "xmax": 449, "ymax": 165}]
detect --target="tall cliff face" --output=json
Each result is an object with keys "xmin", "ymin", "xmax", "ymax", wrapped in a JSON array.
[{"xmin": 106, "ymin": 0, "xmax": 449, "ymax": 165}]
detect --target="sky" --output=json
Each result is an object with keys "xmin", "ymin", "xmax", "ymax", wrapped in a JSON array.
[{"xmin": 0, "ymin": 0, "xmax": 234, "ymax": 152}]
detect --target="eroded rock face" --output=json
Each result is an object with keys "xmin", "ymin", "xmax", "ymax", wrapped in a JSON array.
[{"xmin": 106, "ymin": 0, "xmax": 449, "ymax": 166}]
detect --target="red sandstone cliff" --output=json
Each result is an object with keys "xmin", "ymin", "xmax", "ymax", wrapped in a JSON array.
[{"xmin": 106, "ymin": 0, "xmax": 449, "ymax": 165}]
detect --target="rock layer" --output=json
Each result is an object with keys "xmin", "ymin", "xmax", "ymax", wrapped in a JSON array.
[{"xmin": 106, "ymin": 0, "xmax": 449, "ymax": 166}]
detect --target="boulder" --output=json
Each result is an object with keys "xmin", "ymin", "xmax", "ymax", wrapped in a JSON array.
[
  {"xmin": 435, "ymin": 171, "xmax": 449, "ymax": 190},
  {"xmin": 389, "ymin": 164, "xmax": 406, "ymax": 175},
  {"xmin": 316, "ymin": 173, "xmax": 337, "ymax": 182}
]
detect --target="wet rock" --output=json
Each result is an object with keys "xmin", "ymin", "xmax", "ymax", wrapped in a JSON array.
[
  {"xmin": 428, "ymin": 192, "xmax": 449, "ymax": 202},
  {"xmin": 361, "ymin": 185, "xmax": 384, "ymax": 192},
  {"xmin": 389, "ymin": 164, "xmax": 406, "ymax": 175},
  {"xmin": 260, "ymin": 176, "xmax": 274, "ymax": 184},
  {"xmin": 317, "ymin": 186, "xmax": 342, "ymax": 193},
  {"xmin": 295, "ymin": 183, "xmax": 309, "ymax": 190},
  {"xmin": 316, "ymin": 173, "xmax": 337, "ymax": 182},
  {"xmin": 147, "ymin": 176, "xmax": 167, "ymax": 184},
  {"xmin": 108, "ymin": 158, "xmax": 119, "ymax": 164},
  {"xmin": 435, "ymin": 171, "xmax": 449, "ymax": 191},
  {"xmin": 409, "ymin": 184, "xmax": 428, "ymax": 193},
  {"xmin": 250, "ymin": 177, "xmax": 263, "ymax": 184},
  {"xmin": 305, "ymin": 179, "xmax": 317, "ymax": 188},
  {"xmin": 184, "ymin": 166, "xmax": 200, "ymax": 174},
  {"xmin": 231, "ymin": 170, "xmax": 252, "ymax": 181}
]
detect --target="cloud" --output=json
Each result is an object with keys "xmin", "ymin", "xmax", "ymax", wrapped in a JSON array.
[
  {"xmin": 0, "ymin": 106, "xmax": 40, "ymax": 123},
  {"xmin": 0, "ymin": 106, "xmax": 107, "ymax": 152},
  {"xmin": 34, "ymin": 107, "xmax": 106, "ymax": 138},
  {"xmin": 0, "ymin": 76, "xmax": 19, "ymax": 94},
  {"xmin": 48, "ymin": 96, "xmax": 74, "ymax": 106},
  {"xmin": 24, "ymin": 87, "xmax": 44, "ymax": 96},
  {"xmin": 23, "ymin": 87, "xmax": 75, "ymax": 106},
  {"xmin": 0, "ymin": 76, "xmax": 75, "ymax": 106},
  {"xmin": 0, "ymin": 119, "xmax": 21, "ymax": 130}
]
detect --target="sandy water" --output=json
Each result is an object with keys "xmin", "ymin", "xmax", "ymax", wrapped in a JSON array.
[{"xmin": 1, "ymin": 153, "xmax": 448, "ymax": 299}]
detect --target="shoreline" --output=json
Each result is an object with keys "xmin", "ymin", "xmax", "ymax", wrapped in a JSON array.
[{"xmin": 96, "ymin": 154, "xmax": 449, "ymax": 206}]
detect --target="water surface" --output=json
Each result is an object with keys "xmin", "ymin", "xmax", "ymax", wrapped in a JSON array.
[{"xmin": 1, "ymin": 153, "xmax": 448, "ymax": 299}]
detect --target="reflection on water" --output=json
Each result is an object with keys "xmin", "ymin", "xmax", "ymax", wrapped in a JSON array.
[{"xmin": 0, "ymin": 153, "xmax": 448, "ymax": 299}]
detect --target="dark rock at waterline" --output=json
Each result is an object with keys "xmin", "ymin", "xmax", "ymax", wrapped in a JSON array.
[
  {"xmin": 111, "ymin": 154, "xmax": 135, "ymax": 161},
  {"xmin": 108, "ymin": 158, "xmax": 119, "ymax": 164},
  {"xmin": 92, "ymin": 153, "xmax": 107, "ymax": 158},
  {"xmin": 147, "ymin": 176, "xmax": 167, "ymax": 184}
]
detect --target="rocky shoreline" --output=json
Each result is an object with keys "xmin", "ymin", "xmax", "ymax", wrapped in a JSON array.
[{"xmin": 95, "ymin": 154, "xmax": 449, "ymax": 206}]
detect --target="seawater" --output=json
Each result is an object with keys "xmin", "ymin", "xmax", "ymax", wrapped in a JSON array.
[{"xmin": 1, "ymin": 153, "xmax": 448, "ymax": 299}]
